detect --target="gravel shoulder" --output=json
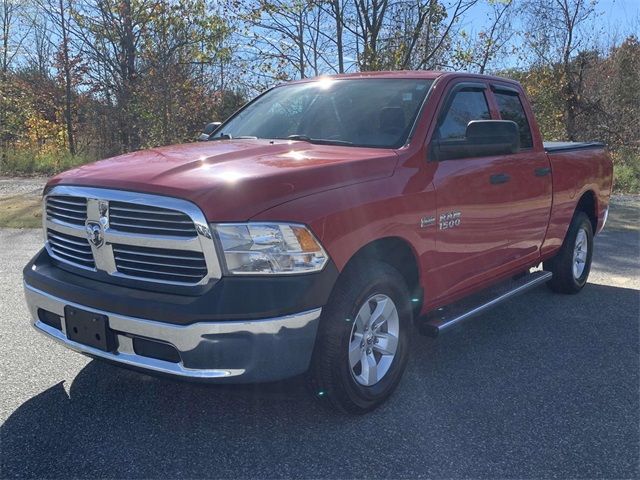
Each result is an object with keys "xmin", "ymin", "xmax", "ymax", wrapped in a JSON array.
[
  {"xmin": 0, "ymin": 177, "xmax": 48, "ymax": 228},
  {"xmin": 0, "ymin": 177, "xmax": 48, "ymax": 197}
]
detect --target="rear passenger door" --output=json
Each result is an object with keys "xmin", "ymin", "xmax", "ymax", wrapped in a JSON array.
[{"xmin": 490, "ymin": 84, "xmax": 552, "ymax": 265}]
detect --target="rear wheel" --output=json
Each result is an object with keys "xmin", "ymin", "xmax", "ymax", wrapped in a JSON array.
[
  {"xmin": 544, "ymin": 211, "xmax": 594, "ymax": 294},
  {"xmin": 307, "ymin": 260, "xmax": 412, "ymax": 414}
]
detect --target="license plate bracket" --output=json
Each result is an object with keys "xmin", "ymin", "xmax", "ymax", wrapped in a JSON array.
[{"xmin": 64, "ymin": 306, "xmax": 117, "ymax": 352}]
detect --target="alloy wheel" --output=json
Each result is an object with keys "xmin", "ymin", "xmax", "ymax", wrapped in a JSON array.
[{"xmin": 348, "ymin": 294, "xmax": 400, "ymax": 386}]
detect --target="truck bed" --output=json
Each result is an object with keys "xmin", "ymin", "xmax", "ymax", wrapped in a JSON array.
[{"xmin": 544, "ymin": 141, "xmax": 605, "ymax": 153}]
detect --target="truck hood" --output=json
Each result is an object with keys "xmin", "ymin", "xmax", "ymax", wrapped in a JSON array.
[{"xmin": 47, "ymin": 139, "xmax": 398, "ymax": 221}]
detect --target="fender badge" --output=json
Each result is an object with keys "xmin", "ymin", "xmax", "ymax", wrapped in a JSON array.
[{"xmin": 420, "ymin": 216, "xmax": 435, "ymax": 228}]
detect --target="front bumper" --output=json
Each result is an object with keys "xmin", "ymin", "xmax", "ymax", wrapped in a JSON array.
[{"xmin": 24, "ymin": 282, "xmax": 322, "ymax": 382}]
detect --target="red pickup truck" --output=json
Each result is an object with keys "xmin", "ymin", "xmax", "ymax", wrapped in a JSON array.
[{"xmin": 23, "ymin": 71, "xmax": 613, "ymax": 413}]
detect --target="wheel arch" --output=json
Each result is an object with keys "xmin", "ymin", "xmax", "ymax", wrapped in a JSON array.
[
  {"xmin": 339, "ymin": 236, "xmax": 423, "ymax": 315},
  {"xmin": 575, "ymin": 189, "xmax": 598, "ymax": 233}
]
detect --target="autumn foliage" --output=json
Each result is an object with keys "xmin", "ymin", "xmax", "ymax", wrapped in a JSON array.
[{"xmin": 1, "ymin": 0, "xmax": 638, "ymax": 190}]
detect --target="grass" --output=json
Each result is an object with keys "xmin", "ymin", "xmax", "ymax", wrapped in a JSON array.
[
  {"xmin": 612, "ymin": 149, "xmax": 640, "ymax": 194},
  {"xmin": 614, "ymin": 163, "xmax": 640, "ymax": 193},
  {"xmin": 1, "ymin": 149, "xmax": 92, "ymax": 176},
  {"xmin": 0, "ymin": 193, "xmax": 42, "ymax": 228},
  {"xmin": 0, "ymin": 149, "xmax": 90, "ymax": 228}
]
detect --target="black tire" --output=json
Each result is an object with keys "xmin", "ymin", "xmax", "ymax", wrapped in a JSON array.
[
  {"xmin": 307, "ymin": 260, "xmax": 412, "ymax": 414},
  {"xmin": 544, "ymin": 211, "xmax": 594, "ymax": 294}
]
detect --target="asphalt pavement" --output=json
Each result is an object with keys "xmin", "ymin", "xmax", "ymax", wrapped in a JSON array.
[{"xmin": 1, "ymin": 201, "xmax": 638, "ymax": 479}]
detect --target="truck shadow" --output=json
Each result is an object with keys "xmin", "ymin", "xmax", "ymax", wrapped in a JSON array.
[
  {"xmin": 2, "ymin": 281, "xmax": 639, "ymax": 479},
  {"xmin": 0, "ymin": 354, "xmax": 347, "ymax": 478}
]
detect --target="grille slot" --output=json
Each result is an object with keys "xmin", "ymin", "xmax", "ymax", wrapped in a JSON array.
[
  {"xmin": 113, "ymin": 244, "xmax": 207, "ymax": 283},
  {"xmin": 109, "ymin": 201, "xmax": 197, "ymax": 237},
  {"xmin": 46, "ymin": 196, "xmax": 87, "ymax": 226},
  {"xmin": 47, "ymin": 229, "xmax": 95, "ymax": 269}
]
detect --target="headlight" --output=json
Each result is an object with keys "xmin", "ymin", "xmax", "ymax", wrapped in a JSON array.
[{"xmin": 212, "ymin": 223, "xmax": 328, "ymax": 275}]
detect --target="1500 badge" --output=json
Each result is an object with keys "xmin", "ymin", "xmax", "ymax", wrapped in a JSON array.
[{"xmin": 439, "ymin": 211, "xmax": 461, "ymax": 230}]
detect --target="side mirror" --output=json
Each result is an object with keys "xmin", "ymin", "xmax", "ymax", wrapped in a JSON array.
[
  {"xmin": 432, "ymin": 120, "xmax": 520, "ymax": 161},
  {"xmin": 197, "ymin": 122, "xmax": 222, "ymax": 141}
]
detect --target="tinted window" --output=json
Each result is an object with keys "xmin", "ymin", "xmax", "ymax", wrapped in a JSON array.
[
  {"xmin": 437, "ymin": 89, "xmax": 490, "ymax": 140},
  {"xmin": 216, "ymin": 79, "xmax": 433, "ymax": 148},
  {"xmin": 494, "ymin": 91, "xmax": 533, "ymax": 148}
]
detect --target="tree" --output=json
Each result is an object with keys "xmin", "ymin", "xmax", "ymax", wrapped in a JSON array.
[
  {"xmin": 524, "ymin": 0, "xmax": 598, "ymax": 140},
  {"xmin": 70, "ymin": 0, "xmax": 150, "ymax": 151},
  {"xmin": 1, "ymin": 0, "xmax": 29, "ymax": 77},
  {"xmin": 343, "ymin": 0, "xmax": 478, "ymax": 71},
  {"xmin": 352, "ymin": 0, "xmax": 388, "ymax": 70},
  {"xmin": 606, "ymin": 36, "xmax": 640, "ymax": 149},
  {"xmin": 328, "ymin": 0, "xmax": 346, "ymax": 72},
  {"xmin": 57, "ymin": 0, "xmax": 75, "ymax": 154},
  {"xmin": 135, "ymin": 0, "xmax": 233, "ymax": 145},
  {"xmin": 473, "ymin": 0, "xmax": 514, "ymax": 74},
  {"xmin": 23, "ymin": 11, "xmax": 53, "ymax": 75},
  {"xmin": 238, "ymin": 0, "xmax": 332, "ymax": 81},
  {"xmin": 1, "ymin": 0, "xmax": 31, "ymax": 165}
]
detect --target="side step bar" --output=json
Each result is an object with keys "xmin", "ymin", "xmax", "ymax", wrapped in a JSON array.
[{"xmin": 418, "ymin": 270, "xmax": 552, "ymax": 337}]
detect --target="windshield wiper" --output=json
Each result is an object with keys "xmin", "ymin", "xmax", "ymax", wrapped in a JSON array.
[
  {"xmin": 285, "ymin": 134, "xmax": 353, "ymax": 146},
  {"xmin": 209, "ymin": 134, "xmax": 258, "ymax": 141}
]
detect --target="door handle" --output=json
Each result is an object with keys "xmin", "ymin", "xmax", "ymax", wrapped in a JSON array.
[
  {"xmin": 535, "ymin": 167, "xmax": 551, "ymax": 177},
  {"xmin": 490, "ymin": 173, "xmax": 510, "ymax": 185}
]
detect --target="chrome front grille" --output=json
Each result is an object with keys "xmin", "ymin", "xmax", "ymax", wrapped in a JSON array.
[
  {"xmin": 43, "ymin": 186, "xmax": 221, "ymax": 286},
  {"xmin": 47, "ymin": 229, "xmax": 95, "ymax": 269},
  {"xmin": 46, "ymin": 196, "xmax": 87, "ymax": 226},
  {"xmin": 113, "ymin": 244, "xmax": 207, "ymax": 283},
  {"xmin": 109, "ymin": 201, "xmax": 197, "ymax": 237}
]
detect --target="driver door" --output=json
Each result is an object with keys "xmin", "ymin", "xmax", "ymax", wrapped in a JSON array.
[{"xmin": 428, "ymin": 82, "xmax": 522, "ymax": 301}]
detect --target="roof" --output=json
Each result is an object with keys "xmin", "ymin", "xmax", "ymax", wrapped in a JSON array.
[
  {"xmin": 288, "ymin": 70, "xmax": 445, "ymax": 84},
  {"xmin": 286, "ymin": 70, "xmax": 521, "ymax": 87}
]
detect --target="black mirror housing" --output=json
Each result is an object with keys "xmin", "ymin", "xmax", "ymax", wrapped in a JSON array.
[
  {"xmin": 197, "ymin": 122, "xmax": 222, "ymax": 141},
  {"xmin": 466, "ymin": 120, "xmax": 519, "ymax": 152},
  {"xmin": 432, "ymin": 120, "xmax": 520, "ymax": 161}
]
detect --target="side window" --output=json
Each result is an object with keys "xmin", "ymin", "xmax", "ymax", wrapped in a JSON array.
[
  {"xmin": 494, "ymin": 91, "xmax": 533, "ymax": 149},
  {"xmin": 437, "ymin": 89, "xmax": 491, "ymax": 141}
]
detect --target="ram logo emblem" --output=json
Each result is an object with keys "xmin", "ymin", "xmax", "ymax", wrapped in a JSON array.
[{"xmin": 86, "ymin": 221, "xmax": 104, "ymax": 248}]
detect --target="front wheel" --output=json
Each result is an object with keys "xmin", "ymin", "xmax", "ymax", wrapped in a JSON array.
[
  {"xmin": 544, "ymin": 211, "xmax": 594, "ymax": 294},
  {"xmin": 307, "ymin": 260, "xmax": 412, "ymax": 414}
]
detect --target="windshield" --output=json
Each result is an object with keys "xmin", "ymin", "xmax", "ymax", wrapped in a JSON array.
[{"xmin": 213, "ymin": 78, "xmax": 433, "ymax": 148}]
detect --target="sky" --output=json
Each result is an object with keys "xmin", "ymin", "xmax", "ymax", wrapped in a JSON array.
[
  {"xmin": 595, "ymin": 0, "xmax": 640, "ymax": 30},
  {"xmin": 469, "ymin": 0, "xmax": 640, "ymax": 33},
  {"xmin": 462, "ymin": 0, "xmax": 640, "ymax": 70}
]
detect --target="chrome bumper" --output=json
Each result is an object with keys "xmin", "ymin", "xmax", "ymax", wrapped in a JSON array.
[{"xmin": 24, "ymin": 283, "xmax": 321, "ymax": 382}]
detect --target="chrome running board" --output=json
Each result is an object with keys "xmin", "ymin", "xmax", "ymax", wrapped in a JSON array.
[{"xmin": 419, "ymin": 270, "xmax": 552, "ymax": 337}]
